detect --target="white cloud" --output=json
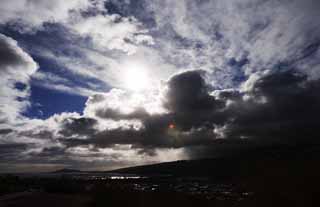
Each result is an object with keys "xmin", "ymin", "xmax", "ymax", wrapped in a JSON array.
[
  {"xmin": 69, "ymin": 14, "xmax": 154, "ymax": 54},
  {"xmin": 0, "ymin": 0, "xmax": 94, "ymax": 32},
  {"xmin": 31, "ymin": 71, "xmax": 98, "ymax": 96},
  {"xmin": 84, "ymin": 88, "xmax": 166, "ymax": 131},
  {"xmin": 146, "ymin": 0, "xmax": 320, "ymax": 85},
  {"xmin": 0, "ymin": 34, "xmax": 38, "ymax": 124}
]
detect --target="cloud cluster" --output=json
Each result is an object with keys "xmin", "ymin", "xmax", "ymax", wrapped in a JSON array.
[
  {"xmin": 62, "ymin": 69, "xmax": 320, "ymax": 147},
  {"xmin": 224, "ymin": 71, "xmax": 320, "ymax": 142},
  {"xmin": 2, "ymin": 66, "xmax": 320, "ymax": 171},
  {"xmin": 144, "ymin": 0, "xmax": 320, "ymax": 86}
]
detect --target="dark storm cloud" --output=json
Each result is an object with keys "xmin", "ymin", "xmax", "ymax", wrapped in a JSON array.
[
  {"xmin": 59, "ymin": 117, "xmax": 98, "ymax": 137},
  {"xmin": 224, "ymin": 71, "xmax": 320, "ymax": 143},
  {"xmin": 0, "ymin": 69, "xmax": 313, "ymax": 165},
  {"xmin": 60, "ymin": 114, "xmax": 172, "ymax": 149},
  {"xmin": 57, "ymin": 69, "xmax": 320, "ymax": 158},
  {"xmin": 165, "ymin": 70, "xmax": 220, "ymax": 113},
  {"xmin": 164, "ymin": 70, "xmax": 225, "ymax": 130},
  {"xmin": 58, "ymin": 71, "xmax": 225, "ymax": 152},
  {"xmin": 173, "ymin": 70, "xmax": 320, "ymax": 158},
  {"xmin": 184, "ymin": 139, "xmax": 254, "ymax": 160},
  {"xmin": 6, "ymin": 68, "xmax": 313, "ymax": 168}
]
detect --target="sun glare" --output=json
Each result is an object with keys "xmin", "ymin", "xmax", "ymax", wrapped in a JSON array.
[{"xmin": 123, "ymin": 62, "xmax": 151, "ymax": 92}]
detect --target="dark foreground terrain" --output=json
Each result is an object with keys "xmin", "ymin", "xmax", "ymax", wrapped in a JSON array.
[
  {"xmin": 1, "ymin": 144, "xmax": 320, "ymax": 207},
  {"xmin": 0, "ymin": 174, "xmax": 253, "ymax": 207}
]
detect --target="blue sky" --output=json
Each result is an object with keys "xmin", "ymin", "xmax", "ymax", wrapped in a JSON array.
[
  {"xmin": 24, "ymin": 84, "xmax": 87, "ymax": 119},
  {"xmin": 1, "ymin": 24, "xmax": 110, "ymax": 119}
]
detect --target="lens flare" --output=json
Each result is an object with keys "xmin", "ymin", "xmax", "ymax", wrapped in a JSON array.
[{"xmin": 169, "ymin": 124, "xmax": 175, "ymax": 129}]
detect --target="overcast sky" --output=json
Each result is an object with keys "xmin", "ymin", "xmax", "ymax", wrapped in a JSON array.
[{"xmin": 0, "ymin": 0, "xmax": 320, "ymax": 172}]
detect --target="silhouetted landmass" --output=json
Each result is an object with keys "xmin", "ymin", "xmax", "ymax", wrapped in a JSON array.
[
  {"xmin": 1, "ymin": 144, "xmax": 320, "ymax": 206},
  {"xmin": 108, "ymin": 144, "xmax": 320, "ymax": 206},
  {"xmin": 112, "ymin": 143, "xmax": 320, "ymax": 178}
]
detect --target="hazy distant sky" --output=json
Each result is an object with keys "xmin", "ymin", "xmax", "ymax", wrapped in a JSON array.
[{"xmin": 1, "ymin": 0, "xmax": 320, "ymax": 172}]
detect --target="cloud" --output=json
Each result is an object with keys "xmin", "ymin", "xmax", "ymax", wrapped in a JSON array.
[
  {"xmin": 76, "ymin": 69, "xmax": 320, "ymax": 151},
  {"xmin": 0, "ymin": 34, "xmax": 38, "ymax": 123},
  {"xmin": 69, "ymin": 14, "xmax": 154, "ymax": 54},
  {"xmin": 0, "ymin": 71, "xmax": 221, "ymax": 170},
  {"xmin": 56, "ymin": 71, "xmax": 226, "ymax": 151},
  {"xmin": 0, "ymin": 0, "xmax": 94, "ymax": 32},
  {"xmin": 2, "ymin": 67, "xmax": 320, "ymax": 171},
  {"xmin": 144, "ymin": 0, "xmax": 320, "ymax": 87},
  {"xmin": 0, "ymin": 34, "xmax": 37, "ymax": 78},
  {"xmin": 164, "ymin": 70, "xmax": 225, "ymax": 130},
  {"xmin": 31, "ymin": 71, "xmax": 99, "ymax": 96},
  {"xmin": 16, "ymin": 12, "xmax": 167, "ymax": 93},
  {"xmin": 222, "ymin": 70, "xmax": 320, "ymax": 142},
  {"xmin": 0, "ymin": 143, "xmax": 29, "ymax": 162}
]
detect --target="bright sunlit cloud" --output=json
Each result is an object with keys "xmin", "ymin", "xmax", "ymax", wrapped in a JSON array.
[{"xmin": 123, "ymin": 61, "xmax": 151, "ymax": 92}]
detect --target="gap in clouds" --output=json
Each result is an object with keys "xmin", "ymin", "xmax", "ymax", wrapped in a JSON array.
[{"xmin": 23, "ymin": 84, "xmax": 87, "ymax": 119}]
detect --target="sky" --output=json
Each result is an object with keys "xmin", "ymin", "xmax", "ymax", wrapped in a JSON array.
[{"xmin": 0, "ymin": 0, "xmax": 320, "ymax": 173}]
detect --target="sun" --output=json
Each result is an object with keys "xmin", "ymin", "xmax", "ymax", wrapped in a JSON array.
[{"xmin": 123, "ymin": 62, "xmax": 151, "ymax": 92}]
